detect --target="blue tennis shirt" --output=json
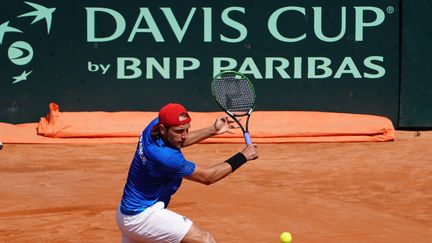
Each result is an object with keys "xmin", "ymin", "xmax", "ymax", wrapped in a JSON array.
[{"xmin": 120, "ymin": 118, "xmax": 196, "ymax": 215}]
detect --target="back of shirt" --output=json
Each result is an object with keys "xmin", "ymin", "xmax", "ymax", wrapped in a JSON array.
[{"xmin": 120, "ymin": 118, "xmax": 196, "ymax": 215}]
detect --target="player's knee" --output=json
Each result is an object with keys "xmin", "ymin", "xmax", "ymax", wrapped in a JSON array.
[
  {"xmin": 182, "ymin": 224, "xmax": 216, "ymax": 243},
  {"xmin": 202, "ymin": 231, "xmax": 216, "ymax": 243}
]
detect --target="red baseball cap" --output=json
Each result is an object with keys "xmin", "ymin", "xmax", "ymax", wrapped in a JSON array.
[{"xmin": 158, "ymin": 103, "xmax": 191, "ymax": 126}]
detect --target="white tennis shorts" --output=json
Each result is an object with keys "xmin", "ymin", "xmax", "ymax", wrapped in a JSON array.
[{"xmin": 116, "ymin": 202, "xmax": 193, "ymax": 243}]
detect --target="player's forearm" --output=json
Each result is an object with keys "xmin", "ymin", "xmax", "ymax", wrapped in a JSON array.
[
  {"xmin": 185, "ymin": 152, "xmax": 249, "ymax": 185},
  {"xmin": 182, "ymin": 126, "xmax": 217, "ymax": 147},
  {"xmin": 205, "ymin": 163, "xmax": 234, "ymax": 184},
  {"xmin": 186, "ymin": 162, "xmax": 233, "ymax": 185},
  {"xmin": 204, "ymin": 154, "xmax": 248, "ymax": 183}
]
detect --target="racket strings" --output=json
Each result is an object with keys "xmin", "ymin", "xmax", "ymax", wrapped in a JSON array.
[{"xmin": 212, "ymin": 75, "xmax": 255, "ymax": 114}]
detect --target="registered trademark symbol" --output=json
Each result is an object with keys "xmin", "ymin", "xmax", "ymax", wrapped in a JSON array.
[{"xmin": 386, "ymin": 6, "xmax": 394, "ymax": 14}]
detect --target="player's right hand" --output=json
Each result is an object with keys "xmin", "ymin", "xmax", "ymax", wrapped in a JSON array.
[{"xmin": 241, "ymin": 144, "xmax": 259, "ymax": 160}]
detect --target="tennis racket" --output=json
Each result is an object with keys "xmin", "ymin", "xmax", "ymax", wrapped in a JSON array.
[{"xmin": 211, "ymin": 70, "xmax": 256, "ymax": 145}]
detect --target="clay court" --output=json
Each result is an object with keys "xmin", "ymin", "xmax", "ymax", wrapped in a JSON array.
[
  {"xmin": 1, "ymin": 1, "xmax": 431, "ymax": 243},
  {"xmin": 0, "ymin": 131, "xmax": 430, "ymax": 243}
]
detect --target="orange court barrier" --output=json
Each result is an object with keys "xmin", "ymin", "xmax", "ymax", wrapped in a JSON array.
[{"xmin": 0, "ymin": 103, "xmax": 395, "ymax": 144}]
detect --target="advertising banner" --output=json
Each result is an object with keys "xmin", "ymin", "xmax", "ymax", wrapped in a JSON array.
[{"xmin": 0, "ymin": 1, "xmax": 400, "ymax": 124}]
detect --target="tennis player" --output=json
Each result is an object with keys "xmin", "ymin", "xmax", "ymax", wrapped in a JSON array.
[{"xmin": 116, "ymin": 103, "xmax": 258, "ymax": 243}]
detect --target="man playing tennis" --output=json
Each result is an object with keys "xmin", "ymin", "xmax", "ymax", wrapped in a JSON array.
[{"xmin": 116, "ymin": 103, "xmax": 258, "ymax": 243}]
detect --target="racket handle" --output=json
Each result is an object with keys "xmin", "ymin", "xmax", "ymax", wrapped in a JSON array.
[{"xmin": 244, "ymin": 132, "xmax": 252, "ymax": 145}]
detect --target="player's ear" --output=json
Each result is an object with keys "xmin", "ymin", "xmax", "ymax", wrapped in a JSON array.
[{"xmin": 159, "ymin": 124, "xmax": 168, "ymax": 136}]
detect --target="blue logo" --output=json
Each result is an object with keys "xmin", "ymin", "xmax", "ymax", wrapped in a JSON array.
[
  {"xmin": 8, "ymin": 41, "xmax": 33, "ymax": 65},
  {"xmin": 1, "ymin": 1, "xmax": 56, "ymax": 84}
]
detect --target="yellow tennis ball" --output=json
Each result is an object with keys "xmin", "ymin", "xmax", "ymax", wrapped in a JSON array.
[{"xmin": 280, "ymin": 231, "xmax": 292, "ymax": 243}]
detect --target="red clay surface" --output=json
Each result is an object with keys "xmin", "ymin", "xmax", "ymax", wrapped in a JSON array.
[{"xmin": 0, "ymin": 131, "xmax": 431, "ymax": 242}]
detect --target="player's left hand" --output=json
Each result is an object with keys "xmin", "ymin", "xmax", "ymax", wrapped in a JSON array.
[{"xmin": 213, "ymin": 116, "xmax": 238, "ymax": 135}]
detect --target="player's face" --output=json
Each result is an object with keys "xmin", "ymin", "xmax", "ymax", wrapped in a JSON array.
[{"xmin": 161, "ymin": 123, "xmax": 190, "ymax": 148}]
